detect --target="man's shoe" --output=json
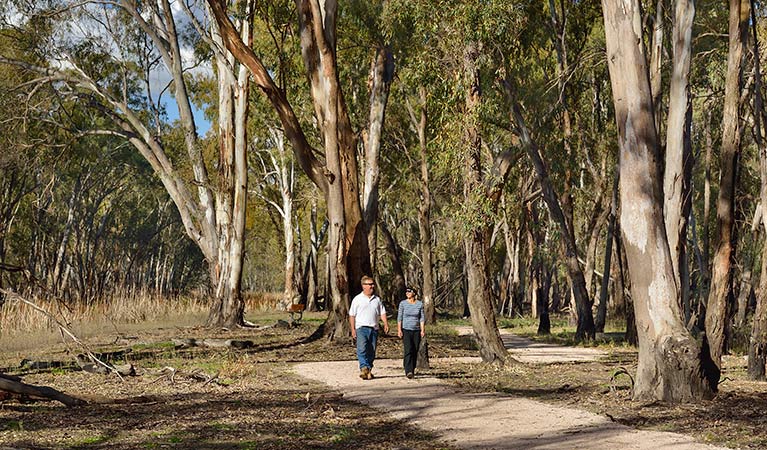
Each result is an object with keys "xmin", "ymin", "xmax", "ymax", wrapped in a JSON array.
[
  {"xmin": 360, "ymin": 367, "xmax": 370, "ymax": 380},
  {"xmin": 366, "ymin": 370, "xmax": 374, "ymax": 380},
  {"xmin": 406, "ymin": 372, "xmax": 414, "ymax": 379}
]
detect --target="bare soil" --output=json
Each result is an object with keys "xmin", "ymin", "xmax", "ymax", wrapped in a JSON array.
[{"xmin": 0, "ymin": 316, "xmax": 764, "ymax": 449}]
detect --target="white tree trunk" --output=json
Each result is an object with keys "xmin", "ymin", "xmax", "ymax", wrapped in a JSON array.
[{"xmin": 602, "ymin": 0, "xmax": 715, "ymax": 402}]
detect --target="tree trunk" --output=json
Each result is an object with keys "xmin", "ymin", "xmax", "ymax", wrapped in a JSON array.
[
  {"xmin": 749, "ymin": 0, "xmax": 767, "ymax": 380},
  {"xmin": 602, "ymin": 0, "xmax": 715, "ymax": 401},
  {"xmin": 206, "ymin": 0, "xmax": 374, "ymax": 339},
  {"xmin": 664, "ymin": 0, "xmax": 695, "ymax": 304},
  {"xmin": 380, "ymin": 221, "xmax": 406, "ymax": 312},
  {"xmin": 649, "ymin": 0, "xmax": 664, "ymax": 135},
  {"xmin": 52, "ymin": 183, "xmax": 78, "ymax": 293},
  {"xmin": 705, "ymin": 0, "xmax": 749, "ymax": 375},
  {"xmin": 408, "ymin": 87, "xmax": 437, "ymax": 325},
  {"xmin": 749, "ymin": 238, "xmax": 767, "ymax": 380},
  {"xmin": 499, "ymin": 195, "xmax": 517, "ymax": 318},
  {"xmin": 363, "ymin": 43, "xmax": 394, "ymax": 273},
  {"xmin": 504, "ymin": 81, "xmax": 595, "ymax": 341},
  {"xmin": 0, "ymin": 377, "xmax": 84, "ymax": 407},
  {"xmin": 703, "ymin": 107, "xmax": 713, "ymax": 296},
  {"xmin": 584, "ymin": 193, "xmax": 609, "ymax": 299},
  {"xmin": 206, "ymin": 8, "xmax": 251, "ymax": 328},
  {"xmin": 537, "ymin": 266, "xmax": 552, "ymax": 335},
  {"xmin": 596, "ymin": 172, "xmax": 618, "ymax": 333},
  {"xmin": 303, "ymin": 200, "xmax": 321, "ymax": 312},
  {"xmin": 462, "ymin": 42, "xmax": 512, "ymax": 364}
]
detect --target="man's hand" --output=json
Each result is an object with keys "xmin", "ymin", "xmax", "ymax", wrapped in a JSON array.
[
  {"xmin": 397, "ymin": 329, "xmax": 403, "ymax": 339},
  {"xmin": 420, "ymin": 329, "xmax": 425, "ymax": 338},
  {"xmin": 383, "ymin": 323, "xmax": 390, "ymax": 334},
  {"xmin": 351, "ymin": 329, "xmax": 357, "ymax": 340}
]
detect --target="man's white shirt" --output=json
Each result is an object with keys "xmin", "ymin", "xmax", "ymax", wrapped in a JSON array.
[{"xmin": 349, "ymin": 292, "xmax": 386, "ymax": 329}]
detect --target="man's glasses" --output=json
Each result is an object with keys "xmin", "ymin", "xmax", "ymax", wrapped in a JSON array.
[{"xmin": 363, "ymin": 283, "xmax": 375, "ymax": 286}]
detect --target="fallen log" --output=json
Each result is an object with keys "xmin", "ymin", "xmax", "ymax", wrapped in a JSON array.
[
  {"xmin": 19, "ymin": 356, "xmax": 135, "ymax": 377},
  {"xmin": 19, "ymin": 359, "xmax": 75, "ymax": 371},
  {"xmin": 0, "ymin": 377, "xmax": 85, "ymax": 407},
  {"xmin": 171, "ymin": 338, "xmax": 254, "ymax": 350},
  {"xmin": 76, "ymin": 355, "xmax": 136, "ymax": 377},
  {"xmin": 0, "ymin": 373, "xmax": 22, "ymax": 382}
]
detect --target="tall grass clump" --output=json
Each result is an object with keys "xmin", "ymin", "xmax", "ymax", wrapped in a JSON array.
[
  {"xmin": 0, "ymin": 290, "xmax": 207, "ymax": 336},
  {"xmin": 0, "ymin": 290, "xmax": 283, "ymax": 338}
]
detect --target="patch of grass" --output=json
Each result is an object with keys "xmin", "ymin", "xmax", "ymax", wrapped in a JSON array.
[
  {"xmin": 167, "ymin": 434, "xmax": 184, "ymax": 443},
  {"xmin": 132, "ymin": 341, "xmax": 176, "ymax": 351},
  {"xmin": 190, "ymin": 359, "xmax": 226, "ymax": 373},
  {"xmin": 4, "ymin": 421, "xmax": 22, "ymax": 431},
  {"xmin": 209, "ymin": 421, "xmax": 234, "ymax": 431},
  {"xmin": 73, "ymin": 434, "xmax": 111, "ymax": 445},
  {"xmin": 330, "ymin": 426, "xmax": 354, "ymax": 443},
  {"xmin": 49, "ymin": 367, "xmax": 69, "ymax": 376}
]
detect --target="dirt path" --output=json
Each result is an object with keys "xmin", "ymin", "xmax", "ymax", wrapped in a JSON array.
[
  {"xmin": 294, "ymin": 330, "xmax": 730, "ymax": 450},
  {"xmin": 455, "ymin": 326, "xmax": 607, "ymax": 363}
]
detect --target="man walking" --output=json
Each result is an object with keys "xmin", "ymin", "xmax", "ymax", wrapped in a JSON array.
[{"xmin": 349, "ymin": 276, "xmax": 389, "ymax": 380}]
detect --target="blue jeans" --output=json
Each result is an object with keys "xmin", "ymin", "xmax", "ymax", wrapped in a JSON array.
[{"xmin": 356, "ymin": 326, "xmax": 378, "ymax": 370}]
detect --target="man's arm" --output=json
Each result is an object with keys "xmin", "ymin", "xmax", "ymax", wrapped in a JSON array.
[
  {"xmin": 349, "ymin": 315, "xmax": 356, "ymax": 339},
  {"xmin": 381, "ymin": 313, "xmax": 389, "ymax": 334}
]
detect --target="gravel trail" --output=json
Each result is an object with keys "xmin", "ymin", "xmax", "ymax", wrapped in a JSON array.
[{"xmin": 294, "ymin": 329, "xmax": 729, "ymax": 450}]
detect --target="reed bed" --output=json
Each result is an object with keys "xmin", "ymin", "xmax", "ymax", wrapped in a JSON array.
[{"xmin": 0, "ymin": 290, "xmax": 284, "ymax": 348}]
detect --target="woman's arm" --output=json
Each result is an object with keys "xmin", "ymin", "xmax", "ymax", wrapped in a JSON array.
[{"xmin": 420, "ymin": 303, "xmax": 426, "ymax": 337}]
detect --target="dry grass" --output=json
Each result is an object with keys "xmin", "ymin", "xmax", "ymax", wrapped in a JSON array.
[{"xmin": 0, "ymin": 291, "xmax": 284, "ymax": 354}]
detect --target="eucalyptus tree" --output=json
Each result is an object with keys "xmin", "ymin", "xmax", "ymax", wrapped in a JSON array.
[
  {"xmin": 705, "ymin": 0, "xmax": 750, "ymax": 379},
  {"xmin": 602, "ymin": 0, "xmax": 716, "ymax": 401},
  {"xmin": 0, "ymin": 0, "xmax": 254, "ymax": 327},
  {"xmin": 490, "ymin": 0, "xmax": 607, "ymax": 341},
  {"xmin": 0, "ymin": 32, "xmax": 56, "ymax": 288},
  {"xmin": 406, "ymin": 87, "xmax": 437, "ymax": 324},
  {"xmin": 251, "ymin": 128, "xmax": 300, "ymax": 309},
  {"xmin": 207, "ymin": 0, "xmax": 399, "ymax": 339},
  {"xmin": 0, "ymin": 52, "xmax": 206, "ymax": 302},
  {"xmin": 749, "ymin": 2, "xmax": 767, "ymax": 380},
  {"xmin": 411, "ymin": 0, "xmax": 525, "ymax": 363}
]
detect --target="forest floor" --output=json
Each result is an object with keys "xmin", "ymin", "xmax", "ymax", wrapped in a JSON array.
[{"xmin": 0, "ymin": 312, "xmax": 763, "ymax": 449}]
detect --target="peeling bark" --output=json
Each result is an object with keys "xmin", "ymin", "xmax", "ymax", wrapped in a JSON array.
[{"xmin": 602, "ymin": 0, "xmax": 714, "ymax": 402}]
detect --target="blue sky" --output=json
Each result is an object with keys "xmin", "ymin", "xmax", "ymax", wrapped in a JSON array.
[{"xmin": 164, "ymin": 99, "xmax": 212, "ymax": 137}]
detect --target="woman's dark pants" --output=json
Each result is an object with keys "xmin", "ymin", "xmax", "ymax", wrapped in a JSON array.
[{"xmin": 402, "ymin": 329, "xmax": 421, "ymax": 375}]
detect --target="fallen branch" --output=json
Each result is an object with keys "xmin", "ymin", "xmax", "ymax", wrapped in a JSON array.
[
  {"xmin": 610, "ymin": 367, "xmax": 635, "ymax": 395},
  {"xmin": 0, "ymin": 288, "xmax": 124, "ymax": 380},
  {"xmin": 149, "ymin": 366, "xmax": 225, "ymax": 386},
  {"xmin": 0, "ymin": 376, "xmax": 85, "ymax": 407}
]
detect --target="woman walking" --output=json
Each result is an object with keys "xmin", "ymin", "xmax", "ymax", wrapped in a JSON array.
[{"xmin": 397, "ymin": 286, "xmax": 425, "ymax": 379}]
